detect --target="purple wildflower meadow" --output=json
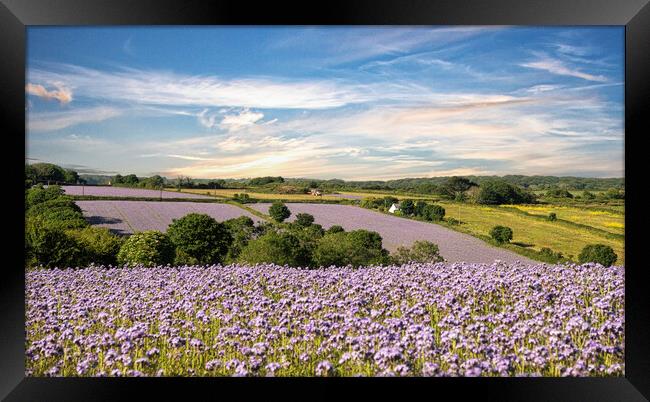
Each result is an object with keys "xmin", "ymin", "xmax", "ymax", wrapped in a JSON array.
[{"xmin": 25, "ymin": 262, "xmax": 624, "ymax": 377}]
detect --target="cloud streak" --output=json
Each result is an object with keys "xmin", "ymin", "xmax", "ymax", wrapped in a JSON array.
[
  {"xmin": 521, "ymin": 56, "xmax": 608, "ymax": 82},
  {"xmin": 27, "ymin": 106, "xmax": 122, "ymax": 132},
  {"xmin": 26, "ymin": 82, "xmax": 72, "ymax": 104}
]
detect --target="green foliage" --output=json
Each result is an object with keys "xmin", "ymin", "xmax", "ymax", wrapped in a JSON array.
[
  {"xmin": 68, "ymin": 227, "xmax": 123, "ymax": 266},
  {"xmin": 237, "ymin": 231, "xmax": 310, "ymax": 267},
  {"xmin": 28, "ymin": 163, "xmax": 70, "ymax": 183},
  {"xmin": 582, "ymin": 191, "xmax": 596, "ymax": 200},
  {"xmin": 26, "ymin": 195, "xmax": 87, "ymax": 230},
  {"xmin": 294, "ymin": 213, "xmax": 315, "ymax": 228},
  {"xmin": 539, "ymin": 247, "xmax": 564, "ymax": 261},
  {"xmin": 313, "ymin": 230, "xmax": 390, "ymax": 268},
  {"xmin": 414, "ymin": 201, "xmax": 427, "ymax": 216},
  {"xmin": 446, "ymin": 217, "xmax": 461, "ymax": 225},
  {"xmin": 326, "ymin": 225, "xmax": 345, "ymax": 234},
  {"xmin": 117, "ymin": 231, "xmax": 175, "ymax": 267},
  {"xmin": 477, "ymin": 180, "xmax": 536, "ymax": 205},
  {"xmin": 422, "ymin": 204, "xmax": 445, "ymax": 221},
  {"xmin": 233, "ymin": 193, "xmax": 251, "ymax": 203},
  {"xmin": 269, "ymin": 202, "xmax": 291, "ymax": 223},
  {"xmin": 438, "ymin": 176, "xmax": 477, "ymax": 199},
  {"xmin": 604, "ymin": 188, "xmax": 624, "ymax": 200},
  {"xmin": 545, "ymin": 188, "xmax": 574, "ymax": 199},
  {"xmin": 382, "ymin": 196, "xmax": 399, "ymax": 209},
  {"xmin": 578, "ymin": 244, "xmax": 617, "ymax": 266},
  {"xmin": 548, "ymin": 212, "xmax": 558, "ymax": 221},
  {"xmin": 392, "ymin": 240, "xmax": 444, "ymax": 265},
  {"xmin": 25, "ymin": 219, "xmax": 84, "ymax": 268},
  {"xmin": 400, "ymin": 199, "xmax": 415, "ymax": 215},
  {"xmin": 167, "ymin": 213, "xmax": 232, "ymax": 265},
  {"xmin": 248, "ymin": 176, "xmax": 284, "ymax": 186},
  {"xmin": 222, "ymin": 216, "xmax": 257, "ymax": 262},
  {"xmin": 25, "ymin": 185, "xmax": 65, "ymax": 209},
  {"xmin": 490, "ymin": 225, "xmax": 513, "ymax": 244}
]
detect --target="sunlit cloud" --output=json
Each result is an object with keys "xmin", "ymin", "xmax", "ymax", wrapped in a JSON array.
[{"xmin": 26, "ymin": 82, "xmax": 72, "ymax": 104}]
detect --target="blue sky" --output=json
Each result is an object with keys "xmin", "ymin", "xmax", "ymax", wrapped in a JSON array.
[{"xmin": 26, "ymin": 26, "xmax": 624, "ymax": 179}]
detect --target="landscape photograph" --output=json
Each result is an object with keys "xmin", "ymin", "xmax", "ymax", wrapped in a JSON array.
[{"xmin": 25, "ymin": 26, "xmax": 625, "ymax": 377}]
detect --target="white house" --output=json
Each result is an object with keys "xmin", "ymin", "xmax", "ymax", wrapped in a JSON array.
[{"xmin": 388, "ymin": 203, "xmax": 399, "ymax": 214}]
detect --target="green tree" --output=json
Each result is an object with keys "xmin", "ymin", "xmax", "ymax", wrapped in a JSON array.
[
  {"xmin": 117, "ymin": 231, "xmax": 175, "ymax": 267},
  {"xmin": 548, "ymin": 212, "xmax": 557, "ymax": 221},
  {"xmin": 68, "ymin": 227, "xmax": 123, "ymax": 266},
  {"xmin": 392, "ymin": 240, "xmax": 444, "ymax": 265},
  {"xmin": 222, "ymin": 216, "xmax": 257, "ymax": 262},
  {"xmin": 237, "ymin": 231, "xmax": 310, "ymax": 267},
  {"xmin": 326, "ymin": 225, "xmax": 345, "ymax": 234},
  {"xmin": 439, "ymin": 176, "xmax": 476, "ymax": 200},
  {"xmin": 400, "ymin": 199, "xmax": 415, "ymax": 215},
  {"xmin": 269, "ymin": 202, "xmax": 291, "ymax": 223},
  {"xmin": 294, "ymin": 213, "xmax": 315, "ymax": 228},
  {"xmin": 312, "ymin": 230, "xmax": 390, "ymax": 268},
  {"xmin": 167, "ymin": 213, "xmax": 232, "ymax": 265},
  {"xmin": 578, "ymin": 244, "xmax": 617, "ymax": 266},
  {"xmin": 490, "ymin": 225, "xmax": 513, "ymax": 244},
  {"xmin": 123, "ymin": 174, "xmax": 139, "ymax": 185},
  {"xmin": 414, "ymin": 201, "xmax": 427, "ymax": 217},
  {"xmin": 477, "ymin": 180, "xmax": 535, "ymax": 205},
  {"xmin": 25, "ymin": 220, "xmax": 84, "ymax": 268},
  {"xmin": 422, "ymin": 204, "xmax": 445, "ymax": 221}
]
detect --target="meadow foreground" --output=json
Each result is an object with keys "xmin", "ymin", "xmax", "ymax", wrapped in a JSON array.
[{"xmin": 26, "ymin": 262, "xmax": 624, "ymax": 377}]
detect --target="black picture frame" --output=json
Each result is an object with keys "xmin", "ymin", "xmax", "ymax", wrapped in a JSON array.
[{"xmin": 1, "ymin": 1, "xmax": 648, "ymax": 400}]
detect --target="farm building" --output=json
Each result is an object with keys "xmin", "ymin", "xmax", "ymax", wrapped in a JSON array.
[
  {"xmin": 388, "ymin": 203, "xmax": 399, "ymax": 213},
  {"xmin": 310, "ymin": 188, "xmax": 323, "ymax": 196}
]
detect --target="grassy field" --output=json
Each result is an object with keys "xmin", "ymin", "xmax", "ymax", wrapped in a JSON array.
[
  {"xmin": 437, "ymin": 201, "xmax": 625, "ymax": 265},
  {"xmin": 167, "ymin": 188, "xmax": 344, "ymax": 201},
  {"xmin": 338, "ymin": 190, "xmax": 440, "ymax": 201},
  {"xmin": 509, "ymin": 204, "xmax": 624, "ymax": 236}
]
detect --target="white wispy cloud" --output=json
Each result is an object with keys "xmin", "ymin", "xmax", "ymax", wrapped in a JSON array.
[
  {"xmin": 28, "ymin": 63, "xmax": 377, "ymax": 109},
  {"xmin": 27, "ymin": 106, "xmax": 122, "ymax": 132},
  {"xmin": 26, "ymin": 82, "xmax": 73, "ymax": 104},
  {"xmin": 219, "ymin": 109, "xmax": 265, "ymax": 131},
  {"xmin": 521, "ymin": 56, "xmax": 608, "ymax": 82}
]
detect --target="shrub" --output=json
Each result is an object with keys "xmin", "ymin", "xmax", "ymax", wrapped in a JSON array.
[
  {"xmin": 313, "ymin": 230, "xmax": 390, "ymax": 268},
  {"xmin": 269, "ymin": 202, "xmax": 291, "ymax": 223},
  {"xmin": 548, "ymin": 212, "xmax": 557, "ymax": 221},
  {"xmin": 326, "ymin": 225, "xmax": 345, "ymax": 234},
  {"xmin": 422, "ymin": 204, "xmax": 445, "ymax": 221},
  {"xmin": 414, "ymin": 201, "xmax": 427, "ymax": 217},
  {"xmin": 446, "ymin": 217, "xmax": 461, "ymax": 225},
  {"xmin": 582, "ymin": 191, "xmax": 596, "ymax": 200},
  {"xmin": 382, "ymin": 196, "xmax": 399, "ymax": 209},
  {"xmin": 578, "ymin": 244, "xmax": 617, "ymax": 266},
  {"xmin": 400, "ymin": 199, "xmax": 415, "ymax": 215},
  {"xmin": 545, "ymin": 188, "xmax": 574, "ymax": 199},
  {"xmin": 25, "ymin": 220, "xmax": 84, "ymax": 268},
  {"xmin": 477, "ymin": 180, "xmax": 535, "ymax": 205},
  {"xmin": 392, "ymin": 240, "xmax": 444, "ymax": 265},
  {"xmin": 167, "ymin": 213, "xmax": 232, "ymax": 265},
  {"xmin": 25, "ymin": 185, "xmax": 65, "ymax": 209},
  {"xmin": 223, "ymin": 216, "xmax": 257, "ymax": 262},
  {"xmin": 117, "ymin": 231, "xmax": 175, "ymax": 267},
  {"xmin": 237, "ymin": 231, "xmax": 310, "ymax": 267},
  {"xmin": 490, "ymin": 226, "xmax": 513, "ymax": 244},
  {"xmin": 68, "ymin": 227, "xmax": 123, "ymax": 266},
  {"xmin": 539, "ymin": 247, "xmax": 564, "ymax": 261},
  {"xmin": 295, "ymin": 213, "xmax": 315, "ymax": 228}
]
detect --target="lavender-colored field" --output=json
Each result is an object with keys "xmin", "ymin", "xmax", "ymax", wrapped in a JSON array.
[
  {"xmin": 62, "ymin": 185, "xmax": 210, "ymax": 199},
  {"xmin": 25, "ymin": 263, "xmax": 624, "ymax": 377},
  {"xmin": 251, "ymin": 203, "xmax": 536, "ymax": 265},
  {"xmin": 76, "ymin": 201, "xmax": 262, "ymax": 235}
]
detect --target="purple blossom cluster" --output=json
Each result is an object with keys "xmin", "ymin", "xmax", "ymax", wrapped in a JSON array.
[
  {"xmin": 250, "ymin": 203, "xmax": 536, "ymax": 264},
  {"xmin": 25, "ymin": 262, "xmax": 624, "ymax": 377},
  {"xmin": 62, "ymin": 185, "xmax": 210, "ymax": 199},
  {"xmin": 75, "ymin": 201, "xmax": 263, "ymax": 235}
]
